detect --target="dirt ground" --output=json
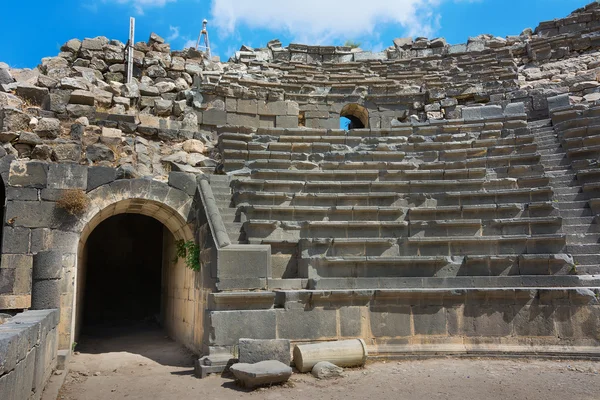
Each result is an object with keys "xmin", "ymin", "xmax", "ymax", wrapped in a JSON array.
[{"xmin": 53, "ymin": 326, "xmax": 600, "ymax": 400}]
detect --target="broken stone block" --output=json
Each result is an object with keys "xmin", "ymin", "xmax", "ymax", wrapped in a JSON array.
[
  {"xmin": 154, "ymin": 99, "xmax": 173, "ymax": 116},
  {"xmin": 230, "ymin": 361, "xmax": 292, "ymax": 389},
  {"xmin": 16, "ymin": 84, "xmax": 49, "ymax": 105},
  {"xmin": 311, "ymin": 361, "xmax": 344, "ymax": 379},
  {"xmin": 69, "ymin": 90, "xmax": 95, "ymax": 106},
  {"xmin": 182, "ymin": 139, "xmax": 205, "ymax": 154},
  {"xmin": 86, "ymin": 143, "xmax": 115, "ymax": 163},
  {"xmin": 34, "ymin": 118, "xmax": 61, "ymax": 139},
  {"xmin": 0, "ymin": 107, "xmax": 31, "ymax": 131}
]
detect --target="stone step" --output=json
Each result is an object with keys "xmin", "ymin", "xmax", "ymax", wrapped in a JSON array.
[
  {"xmin": 562, "ymin": 224, "xmax": 600, "ymax": 233},
  {"xmin": 566, "ymin": 244, "xmax": 600, "ymax": 254},
  {"xmin": 572, "ymin": 254, "xmax": 600, "ymax": 265},
  {"xmin": 567, "ymin": 233, "xmax": 600, "ymax": 244},
  {"xmin": 545, "ymin": 165, "xmax": 572, "ymax": 172},
  {"xmin": 559, "ymin": 209, "xmax": 591, "ymax": 218},
  {"xmin": 555, "ymin": 193, "xmax": 587, "ymax": 201},
  {"xmin": 554, "ymin": 187, "xmax": 581, "ymax": 195},
  {"xmin": 557, "ymin": 201, "xmax": 590, "ymax": 210},
  {"xmin": 210, "ymin": 181, "xmax": 231, "ymax": 189},
  {"xmin": 307, "ymin": 276, "xmax": 600, "ymax": 290},
  {"xmin": 562, "ymin": 216, "xmax": 596, "ymax": 225},
  {"xmin": 574, "ymin": 265, "xmax": 600, "ymax": 275}
]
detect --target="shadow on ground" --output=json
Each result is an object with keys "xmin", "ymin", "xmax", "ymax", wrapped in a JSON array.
[{"xmin": 76, "ymin": 321, "xmax": 196, "ymax": 368}]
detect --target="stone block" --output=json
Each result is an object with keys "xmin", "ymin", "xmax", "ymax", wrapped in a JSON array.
[
  {"xmin": 87, "ymin": 166, "xmax": 117, "ymax": 191},
  {"xmin": 462, "ymin": 105, "xmax": 503, "ymax": 121},
  {"xmin": 202, "ymin": 109, "xmax": 227, "ymax": 126},
  {"xmin": 1, "ymin": 254, "xmax": 33, "ymax": 271},
  {"xmin": 464, "ymin": 306, "xmax": 513, "ymax": 337},
  {"xmin": 5, "ymin": 201, "xmax": 60, "ymax": 229},
  {"xmin": 238, "ymin": 339, "xmax": 291, "ymax": 365},
  {"xmin": 369, "ymin": 306, "xmax": 411, "ymax": 337},
  {"xmin": 209, "ymin": 310, "xmax": 276, "ymax": 346},
  {"xmin": 47, "ymin": 163, "xmax": 88, "ymax": 190},
  {"xmin": 217, "ymin": 244, "xmax": 271, "ymax": 286},
  {"xmin": 276, "ymin": 309, "xmax": 337, "ymax": 340},
  {"xmin": 5, "ymin": 188, "xmax": 38, "ymax": 201},
  {"xmin": 9, "ymin": 161, "xmax": 48, "ymax": 188},
  {"xmin": 16, "ymin": 84, "xmax": 49, "ymax": 105},
  {"xmin": 339, "ymin": 307, "xmax": 362, "ymax": 337},
  {"xmin": 168, "ymin": 172, "xmax": 197, "ymax": 196},
  {"xmin": 412, "ymin": 306, "xmax": 447, "ymax": 335},
  {"xmin": 548, "ymin": 94, "xmax": 570, "ymax": 111},
  {"xmin": 237, "ymin": 99, "xmax": 258, "ymax": 114},
  {"xmin": 2, "ymin": 227, "xmax": 30, "ymax": 254},
  {"xmin": 69, "ymin": 90, "xmax": 95, "ymax": 106},
  {"xmin": 230, "ymin": 360, "xmax": 292, "ymax": 388},
  {"xmin": 226, "ymin": 112, "xmax": 259, "ymax": 127},
  {"xmin": 258, "ymin": 101, "xmax": 288, "ymax": 116},
  {"xmin": 276, "ymin": 115, "xmax": 299, "ymax": 128},
  {"xmin": 504, "ymin": 102, "xmax": 526, "ymax": 116}
]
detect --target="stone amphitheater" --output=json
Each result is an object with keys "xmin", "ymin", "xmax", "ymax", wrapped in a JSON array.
[{"xmin": 3, "ymin": 1, "xmax": 600, "ymax": 397}]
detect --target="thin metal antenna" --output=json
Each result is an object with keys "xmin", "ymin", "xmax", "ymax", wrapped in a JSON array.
[
  {"xmin": 195, "ymin": 19, "xmax": 211, "ymax": 58},
  {"xmin": 126, "ymin": 17, "xmax": 135, "ymax": 84}
]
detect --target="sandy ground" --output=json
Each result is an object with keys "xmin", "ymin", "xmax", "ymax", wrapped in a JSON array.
[{"xmin": 53, "ymin": 326, "xmax": 600, "ymax": 400}]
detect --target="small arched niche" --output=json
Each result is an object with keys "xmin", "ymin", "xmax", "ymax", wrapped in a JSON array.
[{"xmin": 340, "ymin": 103, "xmax": 369, "ymax": 130}]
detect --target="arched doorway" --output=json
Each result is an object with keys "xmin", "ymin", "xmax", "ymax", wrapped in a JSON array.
[
  {"xmin": 65, "ymin": 180, "xmax": 201, "ymax": 356},
  {"xmin": 340, "ymin": 103, "xmax": 369, "ymax": 129}
]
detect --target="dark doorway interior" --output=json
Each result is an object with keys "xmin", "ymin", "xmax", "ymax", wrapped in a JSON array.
[
  {"xmin": 82, "ymin": 214, "xmax": 164, "ymax": 333},
  {"xmin": 345, "ymin": 115, "xmax": 365, "ymax": 129}
]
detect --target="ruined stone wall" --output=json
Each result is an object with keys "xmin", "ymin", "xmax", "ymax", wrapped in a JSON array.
[{"xmin": 0, "ymin": 309, "xmax": 59, "ymax": 400}]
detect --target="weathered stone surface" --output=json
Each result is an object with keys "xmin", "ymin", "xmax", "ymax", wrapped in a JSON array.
[
  {"xmin": 8, "ymin": 161, "xmax": 48, "ymax": 188},
  {"xmin": 0, "ymin": 108, "xmax": 30, "ymax": 132},
  {"xmin": 168, "ymin": 172, "xmax": 197, "ymax": 196},
  {"xmin": 311, "ymin": 361, "xmax": 344, "ymax": 379},
  {"xmin": 34, "ymin": 118, "xmax": 61, "ymax": 139},
  {"xmin": 16, "ymin": 84, "xmax": 49, "ymax": 105},
  {"xmin": 52, "ymin": 144, "xmax": 82, "ymax": 162},
  {"xmin": 238, "ymin": 339, "xmax": 291, "ymax": 365},
  {"xmin": 47, "ymin": 163, "xmax": 87, "ymax": 189},
  {"xmin": 230, "ymin": 361, "xmax": 292, "ymax": 388},
  {"xmin": 86, "ymin": 143, "xmax": 115, "ymax": 162}
]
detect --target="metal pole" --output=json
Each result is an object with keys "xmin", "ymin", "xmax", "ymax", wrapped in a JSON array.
[{"xmin": 127, "ymin": 17, "xmax": 135, "ymax": 84}]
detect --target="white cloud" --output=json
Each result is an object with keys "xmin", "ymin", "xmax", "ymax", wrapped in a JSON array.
[
  {"xmin": 210, "ymin": 0, "xmax": 446, "ymax": 44},
  {"xmin": 167, "ymin": 25, "xmax": 180, "ymax": 41},
  {"xmin": 183, "ymin": 39, "xmax": 197, "ymax": 49},
  {"xmin": 111, "ymin": 0, "xmax": 175, "ymax": 15}
]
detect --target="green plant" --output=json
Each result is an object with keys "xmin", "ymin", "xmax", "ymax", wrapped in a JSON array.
[
  {"xmin": 72, "ymin": 341, "xmax": 77, "ymax": 351},
  {"xmin": 344, "ymin": 40, "xmax": 361, "ymax": 49},
  {"xmin": 56, "ymin": 189, "xmax": 90, "ymax": 216},
  {"xmin": 175, "ymin": 240, "xmax": 201, "ymax": 271}
]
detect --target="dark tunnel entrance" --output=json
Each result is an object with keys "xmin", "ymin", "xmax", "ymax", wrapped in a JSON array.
[{"xmin": 80, "ymin": 213, "xmax": 165, "ymax": 333}]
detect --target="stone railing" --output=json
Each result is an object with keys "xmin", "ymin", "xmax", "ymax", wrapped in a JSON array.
[{"xmin": 197, "ymin": 175, "xmax": 271, "ymax": 291}]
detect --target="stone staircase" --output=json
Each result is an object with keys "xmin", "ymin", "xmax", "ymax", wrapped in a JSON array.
[
  {"xmin": 210, "ymin": 113, "xmax": 600, "ymax": 291},
  {"xmin": 545, "ymin": 106, "xmax": 600, "ymax": 276}
]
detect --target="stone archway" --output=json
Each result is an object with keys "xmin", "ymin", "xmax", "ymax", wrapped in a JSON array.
[
  {"xmin": 59, "ymin": 179, "xmax": 203, "ymax": 354},
  {"xmin": 340, "ymin": 103, "xmax": 369, "ymax": 129}
]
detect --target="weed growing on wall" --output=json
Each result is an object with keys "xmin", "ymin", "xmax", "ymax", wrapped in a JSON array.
[
  {"xmin": 56, "ymin": 189, "xmax": 90, "ymax": 216},
  {"xmin": 175, "ymin": 240, "xmax": 201, "ymax": 271}
]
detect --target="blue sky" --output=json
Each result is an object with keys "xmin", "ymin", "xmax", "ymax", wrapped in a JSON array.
[{"xmin": 0, "ymin": 0, "xmax": 593, "ymax": 68}]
